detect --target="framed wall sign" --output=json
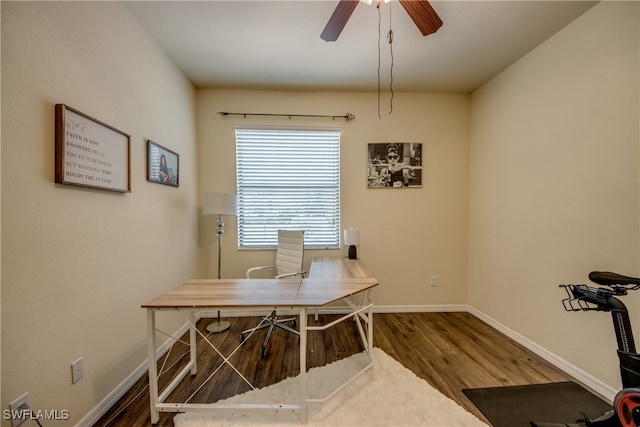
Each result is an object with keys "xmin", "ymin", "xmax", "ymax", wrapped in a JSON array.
[
  {"xmin": 55, "ymin": 104, "xmax": 131, "ymax": 193},
  {"xmin": 147, "ymin": 140, "xmax": 179, "ymax": 187},
  {"xmin": 367, "ymin": 142, "xmax": 423, "ymax": 188}
]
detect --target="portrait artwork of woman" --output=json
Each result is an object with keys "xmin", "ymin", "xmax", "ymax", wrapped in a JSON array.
[{"xmin": 367, "ymin": 143, "xmax": 422, "ymax": 188}]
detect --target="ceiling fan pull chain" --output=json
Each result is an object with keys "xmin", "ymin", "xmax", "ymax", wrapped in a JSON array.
[
  {"xmin": 388, "ymin": 3, "xmax": 394, "ymax": 115},
  {"xmin": 377, "ymin": 2, "xmax": 382, "ymax": 119},
  {"xmin": 389, "ymin": 30, "xmax": 394, "ymax": 115}
]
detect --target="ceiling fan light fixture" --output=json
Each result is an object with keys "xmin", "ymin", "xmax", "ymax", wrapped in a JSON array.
[{"xmin": 322, "ymin": 0, "xmax": 441, "ymax": 42}]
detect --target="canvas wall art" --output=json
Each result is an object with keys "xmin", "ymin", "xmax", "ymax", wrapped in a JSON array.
[{"xmin": 367, "ymin": 143, "xmax": 422, "ymax": 188}]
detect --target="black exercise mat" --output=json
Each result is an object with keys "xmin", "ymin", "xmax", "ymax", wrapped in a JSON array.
[{"xmin": 462, "ymin": 381, "xmax": 612, "ymax": 427}]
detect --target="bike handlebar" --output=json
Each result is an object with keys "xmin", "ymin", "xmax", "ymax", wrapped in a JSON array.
[{"xmin": 563, "ymin": 283, "xmax": 628, "ymax": 312}]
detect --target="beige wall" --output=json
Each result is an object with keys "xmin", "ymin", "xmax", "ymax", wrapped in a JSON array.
[
  {"xmin": 197, "ymin": 90, "xmax": 470, "ymax": 307},
  {"xmin": 1, "ymin": 2, "xmax": 198, "ymax": 425},
  {"xmin": 468, "ymin": 1, "xmax": 640, "ymax": 390}
]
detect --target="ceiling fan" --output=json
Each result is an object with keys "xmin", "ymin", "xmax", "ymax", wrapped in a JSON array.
[{"xmin": 321, "ymin": 0, "xmax": 443, "ymax": 42}]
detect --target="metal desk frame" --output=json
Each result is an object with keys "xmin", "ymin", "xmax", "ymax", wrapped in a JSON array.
[{"xmin": 143, "ymin": 258, "xmax": 377, "ymax": 424}]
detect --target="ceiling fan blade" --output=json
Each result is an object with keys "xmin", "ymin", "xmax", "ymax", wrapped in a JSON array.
[
  {"xmin": 398, "ymin": 0, "xmax": 443, "ymax": 36},
  {"xmin": 321, "ymin": 0, "xmax": 359, "ymax": 42}
]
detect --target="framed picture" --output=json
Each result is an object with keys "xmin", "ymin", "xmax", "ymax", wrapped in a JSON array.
[
  {"xmin": 55, "ymin": 104, "xmax": 131, "ymax": 192},
  {"xmin": 367, "ymin": 143, "xmax": 422, "ymax": 188},
  {"xmin": 147, "ymin": 140, "xmax": 179, "ymax": 187}
]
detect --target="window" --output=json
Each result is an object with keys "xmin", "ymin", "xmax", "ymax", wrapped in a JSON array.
[{"xmin": 235, "ymin": 128, "xmax": 340, "ymax": 249}]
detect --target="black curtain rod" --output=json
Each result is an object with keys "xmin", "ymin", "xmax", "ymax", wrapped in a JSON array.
[{"xmin": 217, "ymin": 111, "xmax": 355, "ymax": 122}]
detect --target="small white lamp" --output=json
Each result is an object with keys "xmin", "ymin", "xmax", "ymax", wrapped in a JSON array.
[
  {"xmin": 203, "ymin": 192, "xmax": 237, "ymax": 333},
  {"xmin": 344, "ymin": 228, "xmax": 360, "ymax": 260}
]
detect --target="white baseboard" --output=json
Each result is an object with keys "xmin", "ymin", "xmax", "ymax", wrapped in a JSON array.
[
  {"xmin": 203, "ymin": 303, "xmax": 617, "ymax": 401},
  {"xmin": 199, "ymin": 304, "xmax": 468, "ymax": 318},
  {"xmin": 83, "ymin": 304, "xmax": 617, "ymax": 425},
  {"xmin": 75, "ymin": 321, "xmax": 193, "ymax": 427},
  {"xmin": 467, "ymin": 306, "xmax": 617, "ymax": 402},
  {"xmin": 372, "ymin": 304, "xmax": 468, "ymax": 313}
]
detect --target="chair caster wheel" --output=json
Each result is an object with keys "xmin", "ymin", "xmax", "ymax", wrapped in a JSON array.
[{"xmin": 261, "ymin": 347, "xmax": 269, "ymax": 358}]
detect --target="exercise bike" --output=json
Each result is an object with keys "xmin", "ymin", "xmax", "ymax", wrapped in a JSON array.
[{"xmin": 531, "ymin": 272, "xmax": 640, "ymax": 427}]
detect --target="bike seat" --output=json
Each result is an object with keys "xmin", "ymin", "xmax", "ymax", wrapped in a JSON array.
[{"xmin": 589, "ymin": 271, "xmax": 640, "ymax": 287}]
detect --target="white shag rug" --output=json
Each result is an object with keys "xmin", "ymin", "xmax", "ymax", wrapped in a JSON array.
[{"xmin": 173, "ymin": 348, "xmax": 488, "ymax": 426}]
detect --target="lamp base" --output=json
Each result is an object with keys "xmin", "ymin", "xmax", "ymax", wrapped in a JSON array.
[
  {"xmin": 348, "ymin": 245, "xmax": 357, "ymax": 259},
  {"xmin": 206, "ymin": 320, "xmax": 231, "ymax": 333},
  {"xmin": 206, "ymin": 310, "xmax": 230, "ymax": 333}
]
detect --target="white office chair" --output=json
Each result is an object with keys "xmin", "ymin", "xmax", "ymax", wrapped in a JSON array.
[{"xmin": 241, "ymin": 229, "xmax": 305, "ymax": 358}]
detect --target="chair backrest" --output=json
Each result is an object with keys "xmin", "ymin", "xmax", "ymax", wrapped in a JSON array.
[{"xmin": 275, "ymin": 230, "xmax": 305, "ymax": 277}]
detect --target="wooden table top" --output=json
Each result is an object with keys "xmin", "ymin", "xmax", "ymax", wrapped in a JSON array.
[
  {"xmin": 142, "ymin": 257, "xmax": 378, "ymax": 309},
  {"xmin": 142, "ymin": 278, "xmax": 302, "ymax": 308},
  {"xmin": 295, "ymin": 278, "xmax": 378, "ymax": 306},
  {"xmin": 308, "ymin": 257, "xmax": 373, "ymax": 279}
]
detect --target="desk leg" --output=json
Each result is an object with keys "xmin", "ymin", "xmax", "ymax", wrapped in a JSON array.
[
  {"xmin": 147, "ymin": 309, "xmax": 160, "ymax": 424},
  {"xmin": 189, "ymin": 309, "xmax": 197, "ymax": 376},
  {"xmin": 299, "ymin": 307, "xmax": 308, "ymax": 423}
]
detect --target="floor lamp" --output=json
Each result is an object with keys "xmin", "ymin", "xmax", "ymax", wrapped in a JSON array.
[{"xmin": 204, "ymin": 191, "xmax": 237, "ymax": 333}]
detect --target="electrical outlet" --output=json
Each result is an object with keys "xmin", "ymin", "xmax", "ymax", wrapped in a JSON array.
[
  {"xmin": 71, "ymin": 357, "xmax": 84, "ymax": 384},
  {"xmin": 8, "ymin": 392, "xmax": 30, "ymax": 427},
  {"xmin": 430, "ymin": 275, "xmax": 439, "ymax": 287}
]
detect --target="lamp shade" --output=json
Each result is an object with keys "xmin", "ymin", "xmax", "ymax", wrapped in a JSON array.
[
  {"xmin": 204, "ymin": 192, "xmax": 237, "ymax": 216},
  {"xmin": 344, "ymin": 228, "xmax": 360, "ymax": 246}
]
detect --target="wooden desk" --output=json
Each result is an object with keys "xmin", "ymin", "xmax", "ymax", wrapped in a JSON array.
[
  {"xmin": 142, "ymin": 278, "xmax": 302, "ymax": 308},
  {"xmin": 142, "ymin": 257, "xmax": 377, "ymax": 424},
  {"xmin": 308, "ymin": 257, "xmax": 373, "ymax": 279}
]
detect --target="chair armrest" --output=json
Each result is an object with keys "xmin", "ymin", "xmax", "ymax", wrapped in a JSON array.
[
  {"xmin": 275, "ymin": 271, "xmax": 307, "ymax": 279},
  {"xmin": 246, "ymin": 264, "xmax": 277, "ymax": 279}
]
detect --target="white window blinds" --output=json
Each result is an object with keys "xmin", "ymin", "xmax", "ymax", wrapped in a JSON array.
[{"xmin": 235, "ymin": 128, "xmax": 341, "ymax": 249}]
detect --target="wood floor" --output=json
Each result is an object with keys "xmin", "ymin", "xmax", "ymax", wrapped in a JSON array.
[{"xmin": 93, "ymin": 312, "xmax": 573, "ymax": 426}]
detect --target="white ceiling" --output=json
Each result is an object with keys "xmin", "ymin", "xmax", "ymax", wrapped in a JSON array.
[{"xmin": 125, "ymin": 1, "xmax": 597, "ymax": 93}]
